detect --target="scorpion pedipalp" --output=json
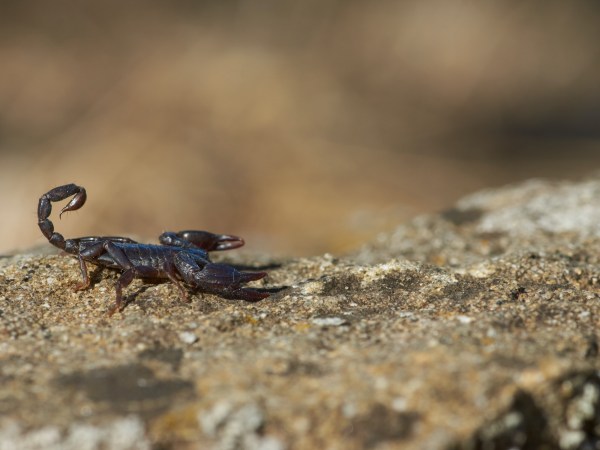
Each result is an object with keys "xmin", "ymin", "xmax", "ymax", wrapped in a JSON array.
[
  {"xmin": 159, "ymin": 230, "xmax": 244, "ymax": 251},
  {"xmin": 191, "ymin": 263, "xmax": 269, "ymax": 301}
]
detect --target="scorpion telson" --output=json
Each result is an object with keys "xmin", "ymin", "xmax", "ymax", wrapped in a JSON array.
[{"xmin": 38, "ymin": 183, "xmax": 269, "ymax": 315}]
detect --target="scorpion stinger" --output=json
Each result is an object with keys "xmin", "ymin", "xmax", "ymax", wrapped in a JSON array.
[{"xmin": 38, "ymin": 183, "xmax": 87, "ymax": 252}]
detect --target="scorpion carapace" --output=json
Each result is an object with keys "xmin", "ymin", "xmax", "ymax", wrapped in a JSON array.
[{"xmin": 38, "ymin": 183, "xmax": 269, "ymax": 315}]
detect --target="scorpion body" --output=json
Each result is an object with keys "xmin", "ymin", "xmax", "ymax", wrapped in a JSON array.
[{"xmin": 38, "ymin": 184, "xmax": 268, "ymax": 315}]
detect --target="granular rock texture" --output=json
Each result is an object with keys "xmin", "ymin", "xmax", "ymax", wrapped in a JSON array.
[{"xmin": 1, "ymin": 177, "xmax": 600, "ymax": 449}]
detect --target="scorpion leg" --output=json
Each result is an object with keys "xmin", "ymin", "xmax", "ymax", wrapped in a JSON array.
[
  {"xmin": 159, "ymin": 231, "xmax": 244, "ymax": 251},
  {"xmin": 75, "ymin": 255, "xmax": 92, "ymax": 291},
  {"xmin": 163, "ymin": 260, "xmax": 190, "ymax": 303},
  {"xmin": 110, "ymin": 265, "xmax": 161, "ymax": 316},
  {"xmin": 74, "ymin": 240, "xmax": 106, "ymax": 291},
  {"xmin": 60, "ymin": 238, "xmax": 133, "ymax": 293},
  {"xmin": 96, "ymin": 242, "xmax": 160, "ymax": 316}
]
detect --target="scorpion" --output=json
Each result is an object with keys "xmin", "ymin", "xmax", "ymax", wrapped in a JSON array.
[{"xmin": 38, "ymin": 184, "xmax": 269, "ymax": 315}]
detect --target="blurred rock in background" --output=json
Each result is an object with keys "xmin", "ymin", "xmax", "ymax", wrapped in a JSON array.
[{"xmin": 1, "ymin": 0, "xmax": 599, "ymax": 256}]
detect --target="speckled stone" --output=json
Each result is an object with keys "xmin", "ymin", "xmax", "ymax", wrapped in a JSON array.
[{"xmin": 1, "ymin": 176, "xmax": 600, "ymax": 449}]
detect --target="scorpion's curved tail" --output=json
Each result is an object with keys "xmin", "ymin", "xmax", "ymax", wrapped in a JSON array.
[{"xmin": 38, "ymin": 183, "xmax": 87, "ymax": 253}]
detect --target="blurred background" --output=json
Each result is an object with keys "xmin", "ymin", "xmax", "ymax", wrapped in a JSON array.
[{"xmin": 2, "ymin": 0, "xmax": 600, "ymax": 256}]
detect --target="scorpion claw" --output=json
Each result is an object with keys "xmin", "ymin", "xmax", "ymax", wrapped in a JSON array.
[
  {"xmin": 160, "ymin": 230, "xmax": 244, "ymax": 251},
  {"xmin": 239, "ymin": 271, "xmax": 268, "ymax": 283},
  {"xmin": 210, "ymin": 234, "xmax": 245, "ymax": 251},
  {"xmin": 178, "ymin": 230, "xmax": 244, "ymax": 251},
  {"xmin": 193, "ymin": 264, "xmax": 269, "ymax": 300}
]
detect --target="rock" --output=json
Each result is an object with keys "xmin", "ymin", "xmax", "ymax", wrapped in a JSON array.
[
  {"xmin": 1, "ymin": 176, "xmax": 599, "ymax": 449},
  {"xmin": 178, "ymin": 332, "xmax": 199, "ymax": 345}
]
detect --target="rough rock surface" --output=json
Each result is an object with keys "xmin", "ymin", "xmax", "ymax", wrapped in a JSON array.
[{"xmin": 1, "ymin": 177, "xmax": 600, "ymax": 449}]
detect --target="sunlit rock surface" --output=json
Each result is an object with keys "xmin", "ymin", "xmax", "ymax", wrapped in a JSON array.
[{"xmin": 1, "ymin": 177, "xmax": 599, "ymax": 449}]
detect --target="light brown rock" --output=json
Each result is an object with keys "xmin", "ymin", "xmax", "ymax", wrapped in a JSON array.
[{"xmin": 1, "ymin": 177, "xmax": 600, "ymax": 449}]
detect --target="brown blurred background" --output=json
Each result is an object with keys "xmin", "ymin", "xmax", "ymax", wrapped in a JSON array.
[{"xmin": 2, "ymin": 0, "xmax": 600, "ymax": 256}]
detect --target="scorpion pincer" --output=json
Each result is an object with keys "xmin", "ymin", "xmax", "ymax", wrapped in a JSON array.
[{"xmin": 38, "ymin": 183, "xmax": 269, "ymax": 315}]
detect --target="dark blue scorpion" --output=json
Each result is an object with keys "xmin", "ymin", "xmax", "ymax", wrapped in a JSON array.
[{"xmin": 38, "ymin": 184, "xmax": 269, "ymax": 315}]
